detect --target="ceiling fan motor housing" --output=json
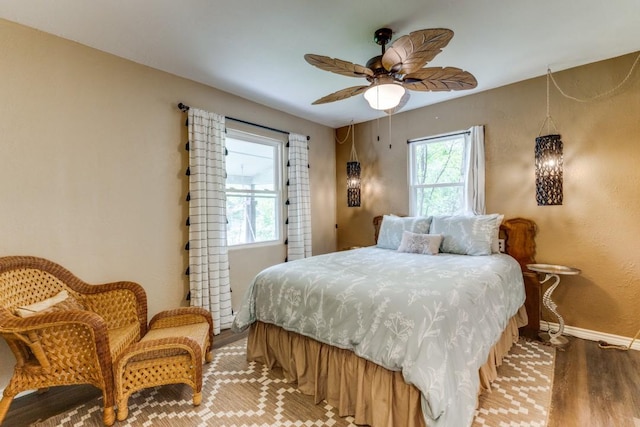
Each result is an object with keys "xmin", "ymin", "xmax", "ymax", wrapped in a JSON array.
[
  {"xmin": 365, "ymin": 55, "xmax": 385, "ymax": 78},
  {"xmin": 368, "ymin": 28, "xmax": 396, "ymax": 80}
]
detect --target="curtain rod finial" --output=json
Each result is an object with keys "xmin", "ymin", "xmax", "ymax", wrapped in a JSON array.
[{"xmin": 178, "ymin": 102, "xmax": 190, "ymax": 112}]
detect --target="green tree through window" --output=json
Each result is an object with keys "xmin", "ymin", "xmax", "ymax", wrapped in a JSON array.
[{"xmin": 410, "ymin": 134, "xmax": 466, "ymax": 216}]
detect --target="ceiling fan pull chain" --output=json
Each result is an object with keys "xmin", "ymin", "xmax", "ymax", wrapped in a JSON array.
[{"xmin": 388, "ymin": 113, "xmax": 392, "ymax": 149}]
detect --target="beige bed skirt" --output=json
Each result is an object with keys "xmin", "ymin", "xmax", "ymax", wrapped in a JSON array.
[{"xmin": 246, "ymin": 305, "xmax": 528, "ymax": 427}]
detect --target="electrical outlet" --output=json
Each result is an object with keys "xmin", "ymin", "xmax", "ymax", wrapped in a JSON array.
[{"xmin": 498, "ymin": 239, "xmax": 506, "ymax": 253}]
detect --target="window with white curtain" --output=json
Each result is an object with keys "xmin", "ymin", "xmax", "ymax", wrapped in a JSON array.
[
  {"xmin": 409, "ymin": 132, "xmax": 467, "ymax": 216},
  {"xmin": 225, "ymin": 129, "xmax": 283, "ymax": 247}
]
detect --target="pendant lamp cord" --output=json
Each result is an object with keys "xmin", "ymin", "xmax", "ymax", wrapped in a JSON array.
[
  {"xmin": 598, "ymin": 326, "xmax": 640, "ymax": 351},
  {"xmin": 538, "ymin": 69, "xmax": 559, "ymax": 136},
  {"xmin": 335, "ymin": 121, "xmax": 353, "ymax": 145},
  {"xmin": 349, "ymin": 124, "xmax": 358, "ymax": 162},
  {"xmin": 335, "ymin": 121, "xmax": 358, "ymax": 161},
  {"xmin": 538, "ymin": 52, "xmax": 640, "ymax": 136},
  {"xmin": 550, "ymin": 52, "xmax": 640, "ymax": 103}
]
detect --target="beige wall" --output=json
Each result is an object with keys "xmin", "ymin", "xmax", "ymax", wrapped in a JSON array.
[
  {"xmin": 337, "ymin": 52, "xmax": 640, "ymax": 339},
  {"xmin": 0, "ymin": 19, "xmax": 336, "ymax": 389}
]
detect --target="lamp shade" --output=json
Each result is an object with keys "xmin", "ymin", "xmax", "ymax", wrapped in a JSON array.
[
  {"xmin": 363, "ymin": 83, "xmax": 406, "ymax": 110},
  {"xmin": 347, "ymin": 161, "xmax": 361, "ymax": 207},
  {"xmin": 535, "ymin": 134, "xmax": 563, "ymax": 206}
]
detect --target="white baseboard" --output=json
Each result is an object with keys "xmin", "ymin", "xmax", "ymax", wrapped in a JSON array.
[{"xmin": 540, "ymin": 321, "xmax": 640, "ymax": 351}]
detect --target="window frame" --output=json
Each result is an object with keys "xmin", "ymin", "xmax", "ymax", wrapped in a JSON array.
[
  {"xmin": 225, "ymin": 128, "xmax": 285, "ymax": 249},
  {"xmin": 408, "ymin": 131, "xmax": 468, "ymax": 217}
]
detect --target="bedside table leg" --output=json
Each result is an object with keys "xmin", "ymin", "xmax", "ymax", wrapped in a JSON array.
[{"xmin": 540, "ymin": 273, "xmax": 569, "ymax": 346}]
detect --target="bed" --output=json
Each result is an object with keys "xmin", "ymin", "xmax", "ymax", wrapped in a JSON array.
[{"xmin": 232, "ymin": 215, "xmax": 539, "ymax": 427}]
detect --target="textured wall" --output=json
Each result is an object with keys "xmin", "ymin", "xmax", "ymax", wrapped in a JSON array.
[
  {"xmin": 336, "ymin": 52, "xmax": 640, "ymax": 338},
  {"xmin": 0, "ymin": 19, "xmax": 336, "ymax": 388}
]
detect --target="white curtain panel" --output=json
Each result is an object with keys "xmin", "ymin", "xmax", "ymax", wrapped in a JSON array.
[
  {"xmin": 187, "ymin": 108, "xmax": 233, "ymax": 333},
  {"xmin": 286, "ymin": 133, "xmax": 312, "ymax": 261},
  {"xmin": 463, "ymin": 125, "xmax": 486, "ymax": 215}
]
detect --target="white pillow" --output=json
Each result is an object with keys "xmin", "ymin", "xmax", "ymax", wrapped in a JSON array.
[
  {"xmin": 376, "ymin": 215, "xmax": 432, "ymax": 250},
  {"xmin": 430, "ymin": 214, "xmax": 502, "ymax": 256},
  {"xmin": 397, "ymin": 231, "xmax": 443, "ymax": 255},
  {"xmin": 14, "ymin": 290, "xmax": 84, "ymax": 317}
]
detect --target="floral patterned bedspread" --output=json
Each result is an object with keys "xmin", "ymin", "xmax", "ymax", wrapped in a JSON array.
[{"xmin": 232, "ymin": 247, "xmax": 525, "ymax": 427}]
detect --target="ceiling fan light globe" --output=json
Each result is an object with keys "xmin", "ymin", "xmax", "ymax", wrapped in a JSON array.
[{"xmin": 363, "ymin": 84, "xmax": 406, "ymax": 110}]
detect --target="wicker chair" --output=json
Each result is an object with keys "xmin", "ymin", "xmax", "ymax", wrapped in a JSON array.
[{"xmin": 0, "ymin": 256, "xmax": 147, "ymax": 426}]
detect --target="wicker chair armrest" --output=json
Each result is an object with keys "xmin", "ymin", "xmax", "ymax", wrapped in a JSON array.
[
  {"xmin": 0, "ymin": 307, "xmax": 108, "ymax": 334},
  {"xmin": 149, "ymin": 307, "xmax": 213, "ymax": 346},
  {"xmin": 81, "ymin": 281, "xmax": 148, "ymax": 336},
  {"xmin": 0, "ymin": 308, "xmax": 114, "ymax": 384},
  {"xmin": 114, "ymin": 336, "xmax": 203, "ymax": 374}
]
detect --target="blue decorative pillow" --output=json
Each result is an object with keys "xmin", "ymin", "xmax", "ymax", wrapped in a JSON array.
[
  {"xmin": 376, "ymin": 215, "xmax": 432, "ymax": 250},
  {"xmin": 397, "ymin": 231, "xmax": 443, "ymax": 255},
  {"xmin": 430, "ymin": 214, "xmax": 502, "ymax": 256}
]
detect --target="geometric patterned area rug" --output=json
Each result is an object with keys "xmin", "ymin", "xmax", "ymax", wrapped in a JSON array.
[
  {"xmin": 34, "ymin": 338, "xmax": 555, "ymax": 427},
  {"xmin": 472, "ymin": 339, "xmax": 555, "ymax": 427}
]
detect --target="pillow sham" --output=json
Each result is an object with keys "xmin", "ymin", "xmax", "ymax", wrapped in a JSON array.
[
  {"xmin": 430, "ymin": 214, "xmax": 502, "ymax": 256},
  {"xmin": 376, "ymin": 215, "xmax": 432, "ymax": 250},
  {"xmin": 397, "ymin": 231, "xmax": 443, "ymax": 255},
  {"xmin": 14, "ymin": 290, "xmax": 85, "ymax": 318}
]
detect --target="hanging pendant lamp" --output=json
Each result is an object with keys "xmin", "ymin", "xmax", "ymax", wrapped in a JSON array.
[
  {"xmin": 347, "ymin": 125, "xmax": 361, "ymax": 207},
  {"xmin": 536, "ymin": 69, "xmax": 563, "ymax": 206}
]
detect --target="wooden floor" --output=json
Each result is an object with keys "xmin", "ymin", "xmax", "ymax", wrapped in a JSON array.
[
  {"xmin": 548, "ymin": 337, "xmax": 640, "ymax": 427},
  {"xmin": 2, "ymin": 331, "xmax": 639, "ymax": 426}
]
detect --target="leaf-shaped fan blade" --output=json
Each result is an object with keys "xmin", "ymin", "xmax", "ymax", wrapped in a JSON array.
[
  {"xmin": 403, "ymin": 67, "xmax": 478, "ymax": 92},
  {"xmin": 304, "ymin": 54, "xmax": 374, "ymax": 78},
  {"xmin": 382, "ymin": 29, "xmax": 454, "ymax": 75},
  {"xmin": 311, "ymin": 85, "xmax": 370, "ymax": 105},
  {"xmin": 384, "ymin": 91, "xmax": 410, "ymax": 115}
]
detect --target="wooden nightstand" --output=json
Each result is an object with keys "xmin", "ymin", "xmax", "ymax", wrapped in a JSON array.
[
  {"xmin": 520, "ymin": 271, "xmax": 542, "ymax": 340},
  {"xmin": 340, "ymin": 246, "xmax": 362, "ymax": 251}
]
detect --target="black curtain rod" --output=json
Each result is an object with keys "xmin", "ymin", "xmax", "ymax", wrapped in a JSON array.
[
  {"xmin": 407, "ymin": 130, "xmax": 471, "ymax": 144},
  {"xmin": 178, "ymin": 103, "xmax": 310, "ymax": 141}
]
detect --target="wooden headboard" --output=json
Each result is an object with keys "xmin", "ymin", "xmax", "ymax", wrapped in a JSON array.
[{"xmin": 372, "ymin": 215, "xmax": 541, "ymax": 338}]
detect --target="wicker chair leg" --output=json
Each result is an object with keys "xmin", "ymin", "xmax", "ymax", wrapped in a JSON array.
[
  {"xmin": 0, "ymin": 394, "xmax": 14, "ymax": 425},
  {"xmin": 116, "ymin": 398, "xmax": 129, "ymax": 422},
  {"xmin": 193, "ymin": 391, "xmax": 202, "ymax": 406},
  {"xmin": 205, "ymin": 350, "xmax": 213, "ymax": 363},
  {"xmin": 103, "ymin": 406, "xmax": 116, "ymax": 426}
]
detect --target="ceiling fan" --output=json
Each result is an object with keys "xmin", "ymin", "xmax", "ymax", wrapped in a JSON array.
[{"xmin": 304, "ymin": 28, "xmax": 477, "ymax": 113}]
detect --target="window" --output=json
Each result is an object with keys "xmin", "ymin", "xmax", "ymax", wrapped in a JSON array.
[
  {"xmin": 409, "ymin": 133, "xmax": 467, "ymax": 216},
  {"xmin": 225, "ymin": 130, "xmax": 283, "ymax": 247}
]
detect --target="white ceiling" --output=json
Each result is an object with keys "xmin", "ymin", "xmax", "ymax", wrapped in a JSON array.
[{"xmin": 1, "ymin": 0, "xmax": 639, "ymax": 128}]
